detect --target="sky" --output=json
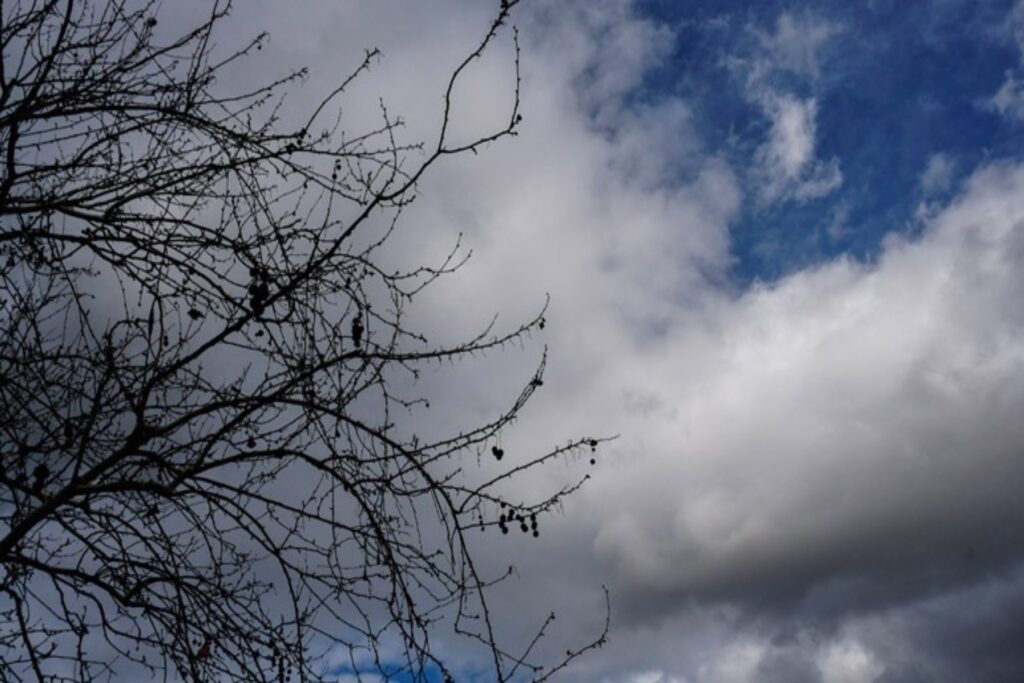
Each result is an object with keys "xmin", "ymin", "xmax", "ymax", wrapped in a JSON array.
[{"xmin": 203, "ymin": 1, "xmax": 1024, "ymax": 681}]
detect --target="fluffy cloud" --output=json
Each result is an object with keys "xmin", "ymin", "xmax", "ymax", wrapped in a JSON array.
[
  {"xmin": 700, "ymin": 640, "xmax": 768, "ymax": 683},
  {"xmin": 817, "ymin": 641, "xmax": 884, "ymax": 683},
  {"xmin": 587, "ymin": 162, "xmax": 1024, "ymax": 605},
  {"xmin": 622, "ymin": 672, "xmax": 689, "ymax": 683},
  {"xmin": 754, "ymin": 94, "xmax": 842, "ymax": 202},
  {"xmin": 727, "ymin": 12, "xmax": 844, "ymax": 204},
  {"xmin": 753, "ymin": 13, "xmax": 841, "ymax": 81},
  {"xmin": 920, "ymin": 153, "xmax": 955, "ymax": 195},
  {"xmin": 990, "ymin": 73, "xmax": 1024, "ymax": 121}
]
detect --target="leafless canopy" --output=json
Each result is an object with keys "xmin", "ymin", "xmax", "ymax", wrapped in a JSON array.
[{"xmin": 0, "ymin": 1, "xmax": 607, "ymax": 680}]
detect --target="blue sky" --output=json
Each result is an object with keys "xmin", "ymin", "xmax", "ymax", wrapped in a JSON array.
[{"xmin": 635, "ymin": 0, "xmax": 1024, "ymax": 282}]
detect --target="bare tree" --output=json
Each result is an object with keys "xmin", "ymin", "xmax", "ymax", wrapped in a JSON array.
[{"xmin": 0, "ymin": 1, "xmax": 608, "ymax": 681}]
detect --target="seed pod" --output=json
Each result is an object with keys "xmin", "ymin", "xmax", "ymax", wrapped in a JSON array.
[{"xmin": 351, "ymin": 316, "xmax": 364, "ymax": 348}]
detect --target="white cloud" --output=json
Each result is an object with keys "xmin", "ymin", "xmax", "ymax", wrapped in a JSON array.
[
  {"xmin": 920, "ymin": 153, "xmax": 955, "ymax": 195},
  {"xmin": 623, "ymin": 671, "xmax": 689, "ymax": 683},
  {"xmin": 1014, "ymin": 0, "xmax": 1024, "ymax": 49},
  {"xmin": 533, "ymin": 0, "xmax": 675, "ymax": 120},
  {"xmin": 756, "ymin": 13, "xmax": 841, "ymax": 80},
  {"xmin": 329, "ymin": 675, "xmax": 385, "ymax": 683},
  {"xmin": 730, "ymin": 13, "xmax": 843, "ymax": 203},
  {"xmin": 989, "ymin": 1, "xmax": 1024, "ymax": 121},
  {"xmin": 817, "ymin": 640, "xmax": 884, "ymax": 683},
  {"xmin": 754, "ymin": 94, "xmax": 843, "ymax": 202},
  {"xmin": 698, "ymin": 640, "xmax": 766, "ymax": 683},
  {"xmin": 990, "ymin": 72, "xmax": 1024, "ymax": 121},
  {"xmin": 763, "ymin": 96, "xmax": 816, "ymax": 178},
  {"xmin": 826, "ymin": 200, "xmax": 852, "ymax": 241},
  {"xmin": 587, "ymin": 163, "xmax": 1024, "ymax": 605}
]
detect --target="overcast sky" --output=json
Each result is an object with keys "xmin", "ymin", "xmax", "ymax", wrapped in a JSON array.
[{"xmin": 206, "ymin": 1, "xmax": 1024, "ymax": 681}]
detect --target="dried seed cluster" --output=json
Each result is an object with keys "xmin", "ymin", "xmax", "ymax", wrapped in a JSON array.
[
  {"xmin": 498, "ymin": 504, "xmax": 539, "ymax": 538},
  {"xmin": 351, "ymin": 312, "xmax": 364, "ymax": 348},
  {"xmin": 248, "ymin": 267, "xmax": 271, "ymax": 317}
]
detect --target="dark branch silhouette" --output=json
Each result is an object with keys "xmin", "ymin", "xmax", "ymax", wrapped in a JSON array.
[{"xmin": 0, "ymin": 1, "xmax": 608, "ymax": 681}]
